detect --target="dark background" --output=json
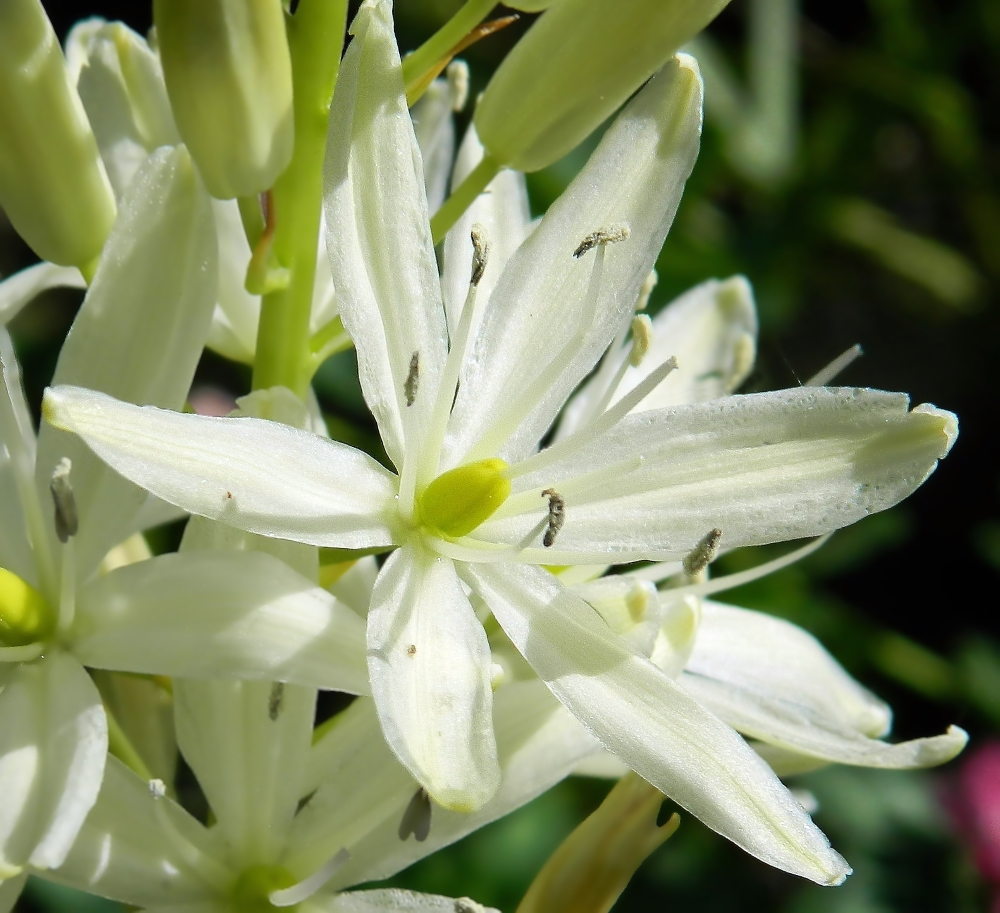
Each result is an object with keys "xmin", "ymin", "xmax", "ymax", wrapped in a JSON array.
[{"xmin": 8, "ymin": 1, "xmax": 1000, "ymax": 910}]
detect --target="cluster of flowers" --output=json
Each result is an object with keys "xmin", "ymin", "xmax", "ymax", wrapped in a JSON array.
[{"xmin": 0, "ymin": 0, "xmax": 968, "ymax": 910}]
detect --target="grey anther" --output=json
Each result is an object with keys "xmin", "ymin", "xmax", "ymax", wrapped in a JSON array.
[
  {"xmin": 268, "ymin": 682, "xmax": 285, "ymax": 721},
  {"xmin": 398, "ymin": 787, "xmax": 432, "ymax": 842},
  {"xmin": 573, "ymin": 224, "xmax": 631, "ymax": 258},
  {"xmin": 50, "ymin": 457, "xmax": 78, "ymax": 543},
  {"xmin": 683, "ymin": 528, "xmax": 722, "ymax": 577},
  {"xmin": 541, "ymin": 488, "xmax": 565, "ymax": 548},
  {"xmin": 470, "ymin": 224, "xmax": 489, "ymax": 286},
  {"xmin": 404, "ymin": 351, "xmax": 420, "ymax": 407}
]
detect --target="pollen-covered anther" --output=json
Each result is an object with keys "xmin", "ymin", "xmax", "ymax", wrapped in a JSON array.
[
  {"xmin": 628, "ymin": 315, "xmax": 654, "ymax": 367},
  {"xmin": 447, "ymin": 59, "xmax": 469, "ymax": 112},
  {"xmin": 148, "ymin": 778, "xmax": 167, "ymax": 799},
  {"xmin": 268, "ymin": 682, "xmax": 284, "ymax": 721},
  {"xmin": 50, "ymin": 457, "xmax": 78, "ymax": 543},
  {"xmin": 683, "ymin": 528, "xmax": 722, "ymax": 577},
  {"xmin": 635, "ymin": 268, "xmax": 658, "ymax": 311},
  {"xmin": 573, "ymin": 224, "xmax": 631, "ymax": 258},
  {"xmin": 470, "ymin": 223, "xmax": 489, "ymax": 286},
  {"xmin": 404, "ymin": 351, "xmax": 419, "ymax": 407},
  {"xmin": 541, "ymin": 488, "xmax": 565, "ymax": 547}
]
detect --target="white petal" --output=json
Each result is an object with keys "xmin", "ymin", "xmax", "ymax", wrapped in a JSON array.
[
  {"xmin": 441, "ymin": 124, "xmax": 532, "ymax": 336},
  {"xmin": 323, "ymin": 0, "xmax": 448, "ymax": 469},
  {"xmin": 463, "ymin": 562, "xmax": 851, "ymax": 885},
  {"xmin": 35, "ymin": 145, "xmax": 218, "ymax": 577},
  {"xmin": 40, "ymin": 756, "xmax": 221, "ymax": 908},
  {"xmin": 411, "ymin": 79, "xmax": 456, "ymax": 214},
  {"xmin": 0, "ymin": 341, "xmax": 34, "ymax": 586},
  {"xmin": 0, "ymin": 653, "xmax": 107, "ymax": 872},
  {"xmin": 689, "ymin": 601, "xmax": 891, "ymax": 737},
  {"xmin": 326, "ymin": 680, "xmax": 599, "ymax": 889},
  {"xmin": 682, "ymin": 673, "xmax": 968, "ymax": 769},
  {"xmin": 208, "ymin": 198, "xmax": 260, "ymax": 364},
  {"xmin": 317, "ymin": 889, "xmax": 499, "ymax": 913},
  {"xmin": 43, "ymin": 387, "xmax": 397, "ymax": 549},
  {"xmin": 367, "ymin": 547, "xmax": 499, "ymax": 811},
  {"xmin": 483, "ymin": 387, "xmax": 958, "ymax": 564},
  {"xmin": 0, "ymin": 262, "xmax": 84, "ymax": 328},
  {"xmin": 445, "ymin": 55, "xmax": 703, "ymax": 467},
  {"xmin": 558, "ymin": 275, "xmax": 757, "ymax": 439},
  {"xmin": 72, "ymin": 551, "xmax": 368, "ymax": 695},
  {"xmin": 174, "ymin": 679, "xmax": 315, "ymax": 864}
]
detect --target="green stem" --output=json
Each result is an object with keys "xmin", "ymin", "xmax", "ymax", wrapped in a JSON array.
[
  {"xmin": 401, "ymin": 0, "xmax": 497, "ymax": 98},
  {"xmin": 430, "ymin": 155, "xmax": 501, "ymax": 244},
  {"xmin": 105, "ymin": 704, "xmax": 154, "ymax": 783},
  {"xmin": 252, "ymin": 0, "xmax": 348, "ymax": 396}
]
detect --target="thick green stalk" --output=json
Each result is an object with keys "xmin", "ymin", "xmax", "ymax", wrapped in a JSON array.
[
  {"xmin": 401, "ymin": 0, "xmax": 497, "ymax": 99},
  {"xmin": 252, "ymin": 0, "xmax": 348, "ymax": 396}
]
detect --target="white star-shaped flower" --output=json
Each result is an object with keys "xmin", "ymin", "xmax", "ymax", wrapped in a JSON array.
[{"xmin": 43, "ymin": 0, "xmax": 957, "ymax": 884}]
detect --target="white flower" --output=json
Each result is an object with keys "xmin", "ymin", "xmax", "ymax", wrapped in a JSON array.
[
  {"xmin": 0, "ymin": 146, "xmax": 366, "ymax": 886},
  {"xmin": 42, "ymin": 0, "xmax": 957, "ymax": 884}
]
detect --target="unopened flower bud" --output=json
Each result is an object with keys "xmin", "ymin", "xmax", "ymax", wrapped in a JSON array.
[
  {"xmin": 475, "ymin": 0, "xmax": 728, "ymax": 172},
  {"xmin": 0, "ymin": 0, "xmax": 116, "ymax": 268},
  {"xmin": 154, "ymin": 0, "xmax": 294, "ymax": 199}
]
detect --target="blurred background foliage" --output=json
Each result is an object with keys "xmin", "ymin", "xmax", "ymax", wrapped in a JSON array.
[{"xmin": 7, "ymin": 0, "xmax": 1000, "ymax": 910}]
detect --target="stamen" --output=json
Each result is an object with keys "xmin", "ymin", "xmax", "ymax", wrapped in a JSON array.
[
  {"xmin": 806, "ymin": 344, "xmax": 864, "ymax": 386},
  {"xmin": 470, "ymin": 223, "xmax": 489, "ymax": 286},
  {"xmin": 57, "ymin": 532, "xmax": 75, "ymax": 635},
  {"xmin": 628, "ymin": 315, "xmax": 654, "ymax": 367},
  {"xmin": 541, "ymin": 488, "xmax": 565, "ymax": 548},
  {"xmin": 573, "ymin": 225, "xmax": 631, "ymax": 258},
  {"xmin": 268, "ymin": 682, "xmax": 284, "ymax": 721},
  {"xmin": 50, "ymin": 457, "xmax": 77, "ymax": 543},
  {"xmin": 446, "ymin": 60, "xmax": 469, "ymax": 112},
  {"xmin": 682, "ymin": 528, "xmax": 722, "ymax": 577},
  {"xmin": 404, "ymin": 352, "xmax": 420, "ymax": 407},
  {"xmin": 636, "ymin": 269, "xmax": 658, "ymax": 311},
  {"xmin": 269, "ymin": 849, "xmax": 350, "ymax": 907},
  {"xmin": 399, "ymin": 787, "xmax": 432, "ymax": 842}
]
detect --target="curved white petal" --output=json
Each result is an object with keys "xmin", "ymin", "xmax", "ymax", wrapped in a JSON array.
[
  {"xmin": 367, "ymin": 547, "xmax": 499, "ymax": 811},
  {"xmin": 43, "ymin": 387, "xmax": 397, "ymax": 549},
  {"xmin": 445, "ymin": 55, "xmax": 704, "ymax": 467},
  {"xmin": 482, "ymin": 388, "xmax": 958, "ymax": 564},
  {"xmin": 208, "ymin": 198, "xmax": 260, "ymax": 364},
  {"xmin": 441, "ymin": 124, "xmax": 532, "ymax": 336},
  {"xmin": 0, "ymin": 653, "xmax": 107, "ymax": 873},
  {"xmin": 39, "ymin": 756, "xmax": 222, "ymax": 908},
  {"xmin": 463, "ymin": 562, "xmax": 851, "ymax": 885},
  {"xmin": 36, "ymin": 145, "xmax": 218, "ymax": 577},
  {"xmin": 0, "ymin": 262, "xmax": 84, "ymax": 328},
  {"xmin": 557, "ymin": 274, "xmax": 757, "ymax": 438},
  {"xmin": 317, "ymin": 889, "xmax": 499, "ymax": 913},
  {"xmin": 174, "ymin": 679, "xmax": 315, "ymax": 865},
  {"xmin": 323, "ymin": 0, "xmax": 448, "ymax": 470},
  {"xmin": 688, "ymin": 601, "xmax": 891, "ymax": 736},
  {"xmin": 72, "ymin": 551, "xmax": 369, "ymax": 695}
]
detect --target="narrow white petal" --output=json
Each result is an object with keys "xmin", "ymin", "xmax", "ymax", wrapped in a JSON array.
[
  {"xmin": 318, "ymin": 889, "xmax": 499, "ymax": 913},
  {"xmin": 72, "ymin": 551, "xmax": 368, "ymax": 695},
  {"xmin": 40, "ymin": 756, "xmax": 221, "ymax": 908},
  {"xmin": 689, "ymin": 601, "xmax": 891, "ymax": 737},
  {"xmin": 484, "ymin": 387, "xmax": 958, "ymax": 563},
  {"xmin": 683, "ymin": 673, "xmax": 968, "ymax": 769},
  {"xmin": 446, "ymin": 56, "xmax": 704, "ymax": 467},
  {"xmin": 411, "ymin": 79, "xmax": 456, "ymax": 214},
  {"xmin": 209, "ymin": 198, "xmax": 260, "ymax": 363},
  {"xmin": 0, "ymin": 654, "xmax": 107, "ymax": 873},
  {"xmin": 0, "ymin": 262, "xmax": 84, "ymax": 328},
  {"xmin": 441, "ymin": 124, "xmax": 533, "ymax": 336},
  {"xmin": 463, "ymin": 562, "xmax": 851, "ymax": 885},
  {"xmin": 174, "ymin": 679, "xmax": 315, "ymax": 865},
  {"xmin": 323, "ymin": 0, "xmax": 448, "ymax": 469},
  {"xmin": 43, "ymin": 386, "xmax": 397, "ymax": 549},
  {"xmin": 367, "ymin": 547, "xmax": 499, "ymax": 811},
  {"xmin": 35, "ymin": 145, "xmax": 218, "ymax": 577},
  {"xmin": 558, "ymin": 275, "xmax": 758, "ymax": 439},
  {"xmin": 327, "ymin": 681, "xmax": 599, "ymax": 890}
]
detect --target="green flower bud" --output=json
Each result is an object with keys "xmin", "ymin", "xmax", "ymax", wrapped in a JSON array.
[
  {"xmin": 0, "ymin": 0, "xmax": 116, "ymax": 268},
  {"xmin": 418, "ymin": 458, "xmax": 511, "ymax": 540},
  {"xmin": 475, "ymin": 0, "xmax": 729, "ymax": 172},
  {"xmin": 154, "ymin": 0, "xmax": 294, "ymax": 199}
]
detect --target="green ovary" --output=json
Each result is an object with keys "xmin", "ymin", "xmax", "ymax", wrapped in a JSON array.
[
  {"xmin": 0, "ymin": 566, "xmax": 53, "ymax": 647},
  {"xmin": 418, "ymin": 458, "xmax": 511, "ymax": 539},
  {"xmin": 232, "ymin": 865, "xmax": 297, "ymax": 912}
]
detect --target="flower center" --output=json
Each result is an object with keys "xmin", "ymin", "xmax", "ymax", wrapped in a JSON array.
[
  {"xmin": 417, "ymin": 458, "xmax": 511, "ymax": 539},
  {"xmin": 0, "ymin": 566, "xmax": 54, "ymax": 647},
  {"xmin": 232, "ymin": 865, "xmax": 298, "ymax": 912}
]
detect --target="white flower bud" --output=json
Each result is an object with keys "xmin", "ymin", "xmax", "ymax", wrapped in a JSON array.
[
  {"xmin": 154, "ymin": 0, "xmax": 294, "ymax": 199},
  {"xmin": 475, "ymin": 0, "xmax": 727, "ymax": 172},
  {"xmin": 0, "ymin": 0, "xmax": 116, "ymax": 268}
]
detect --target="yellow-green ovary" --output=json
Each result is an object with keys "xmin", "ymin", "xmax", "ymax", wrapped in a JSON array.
[{"xmin": 418, "ymin": 458, "xmax": 511, "ymax": 539}]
